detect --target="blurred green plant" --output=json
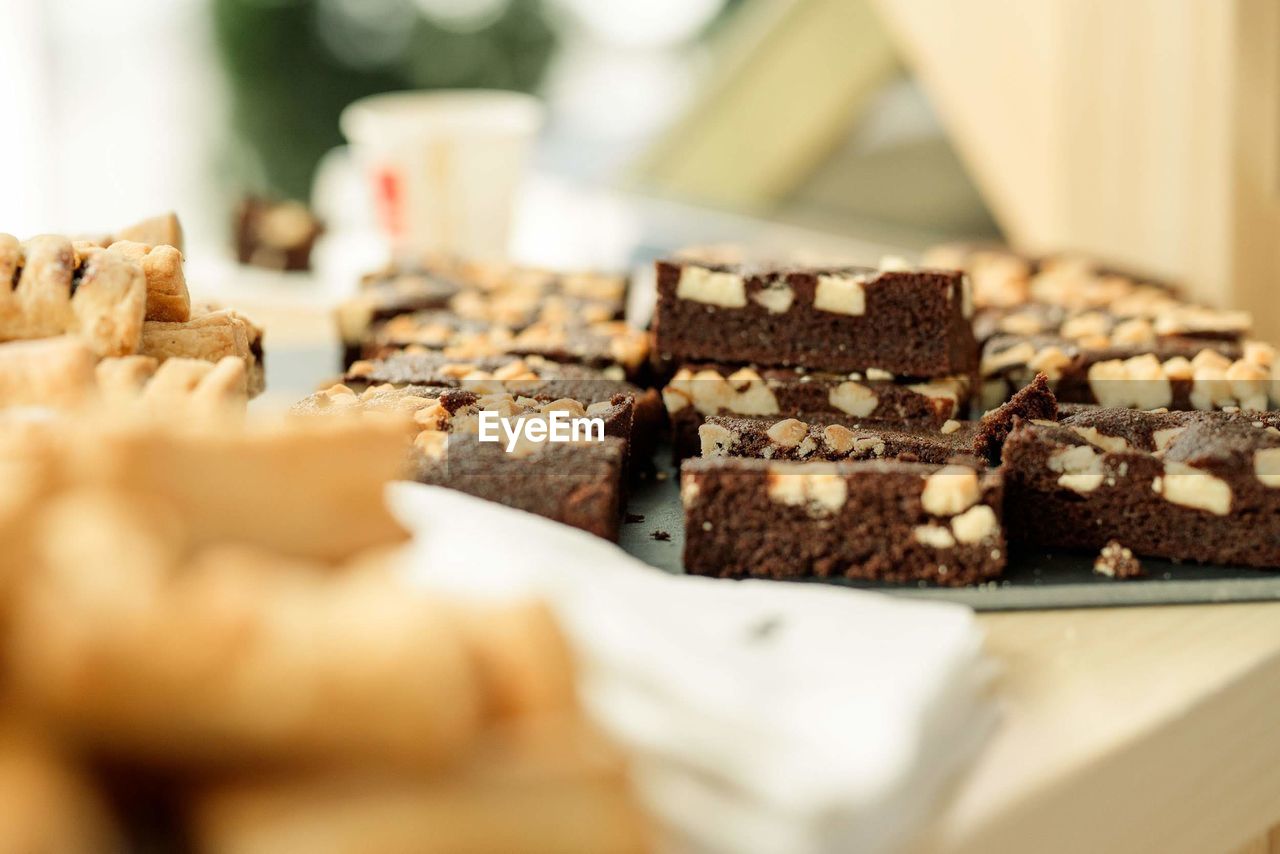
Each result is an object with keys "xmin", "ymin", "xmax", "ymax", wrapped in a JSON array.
[{"xmin": 212, "ymin": 0, "xmax": 558, "ymax": 200}]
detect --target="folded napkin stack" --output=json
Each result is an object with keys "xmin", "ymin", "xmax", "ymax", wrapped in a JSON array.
[{"xmin": 392, "ymin": 484, "xmax": 997, "ymax": 854}]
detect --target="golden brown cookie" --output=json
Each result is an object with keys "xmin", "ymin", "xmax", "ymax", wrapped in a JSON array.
[
  {"xmin": 0, "ymin": 236, "xmax": 146, "ymax": 356},
  {"xmin": 107, "ymin": 239, "xmax": 190, "ymax": 322},
  {"xmin": 140, "ymin": 306, "xmax": 264, "ymax": 396},
  {"xmin": 7, "ymin": 489, "xmax": 481, "ymax": 771},
  {"xmin": 112, "ymin": 211, "xmax": 184, "ymax": 253}
]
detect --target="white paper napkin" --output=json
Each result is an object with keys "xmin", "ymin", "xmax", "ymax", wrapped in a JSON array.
[{"xmin": 389, "ymin": 483, "xmax": 997, "ymax": 854}]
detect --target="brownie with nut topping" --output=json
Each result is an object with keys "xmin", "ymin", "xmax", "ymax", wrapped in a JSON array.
[
  {"xmin": 681, "ymin": 457, "xmax": 1005, "ymax": 586},
  {"xmin": 973, "ymin": 300, "xmax": 1249, "ymax": 346},
  {"xmin": 979, "ymin": 332, "xmax": 1274, "ymax": 412},
  {"xmin": 662, "ymin": 362, "xmax": 970, "ymax": 459},
  {"xmin": 653, "ymin": 259, "xmax": 976, "ymax": 375},
  {"xmin": 1002, "ymin": 408, "xmax": 1280, "ymax": 566},
  {"xmin": 698, "ymin": 415, "xmax": 979, "ymax": 467},
  {"xmin": 338, "ymin": 262, "xmax": 627, "ymax": 367},
  {"xmin": 697, "ymin": 374, "xmax": 1056, "ymax": 467},
  {"xmin": 361, "ymin": 311, "xmax": 651, "ymax": 381},
  {"xmin": 417, "ymin": 435, "xmax": 627, "ymax": 540}
]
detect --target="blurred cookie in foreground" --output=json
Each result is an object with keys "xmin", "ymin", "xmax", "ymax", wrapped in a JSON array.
[
  {"xmin": 139, "ymin": 306, "xmax": 265, "ymax": 397},
  {"xmin": 235, "ymin": 197, "xmax": 323, "ymax": 272},
  {"xmin": 6, "ymin": 490, "xmax": 480, "ymax": 771},
  {"xmin": 190, "ymin": 718, "xmax": 651, "ymax": 854},
  {"xmin": 0, "ymin": 336, "xmax": 249, "ymax": 418},
  {"xmin": 0, "ymin": 719, "xmax": 123, "ymax": 852},
  {"xmin": 0, "ymin": 410, "xmax": 411, "ymax": 563}
]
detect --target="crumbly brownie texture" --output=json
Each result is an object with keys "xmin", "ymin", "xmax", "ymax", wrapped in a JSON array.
[
  {"xmin": 367, "ymin": 312, "xmax": 650, "ymax": 379},
  {"xmin": 698, "ymin": 415, "xmax": 979, "ymax": 466},
  {"xmin": 697, "ymin": 375, "xmax": 1056, "ymax": 467},
  {"xmin": 971, "ymin": 373, "xmax": 1058, "ymax": 462},
  {"xmin": 235, "ymin": 198, "xmax": 323, "ymax": 272},
  {"xmin": 1094, "ymin": 541, "xmax": 1145, "ymax": 579},
  {"xmin": 1002, "ymin": 408, "xmax": 1280, "ymax": 567},
  {"xmin": 653, "ymin": 259, "xmax": 976, "ymax": 375},
  {"xmin": 662, "ymin": 363, "xmax": 969, "ymax": 459},
  {"xmin": 0, "ymin": 235, "xmax": 146, "ymax": 356},
  {"xmin": 980, "ymin": 333, "xmax": 1275, "ymax": 412},
  {"xmin": 415, "ymin": 435, "xmax": 627, "ymax": 540},
  {"xmin": 140, "ymin": 306, "xmax": 265, "ymax": 397},
  {"xmin": 681, "ymin": 457, "xmax": 1005, "ymax": 586}
]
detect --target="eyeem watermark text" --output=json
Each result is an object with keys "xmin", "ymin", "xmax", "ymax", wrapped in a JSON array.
[{"xmin": 477, "ymin": 410, "xmax": 605, "ymax": 453}]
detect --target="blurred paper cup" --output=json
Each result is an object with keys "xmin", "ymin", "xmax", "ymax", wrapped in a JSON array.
[{"xmin": 340, "ymin": 90, "xmax": 543, "ymax": 261}]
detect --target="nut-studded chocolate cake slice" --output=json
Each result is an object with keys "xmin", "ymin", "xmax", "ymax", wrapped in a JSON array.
[
  {"xmin": 973, "ymin": 299, "xmax": 1250, "ymax": 345},
  {"xmin": 980, "ymin": 331, "xmax": 1275, "ymax": 412},
  {"xmin": 1002, "ymin": 408, "xmax": 1280, "ymax": 567},
  {"xmin": 338, "ymin": 261, "xmax": 628, "ymax": 367},
  {"xmin": 654, "ymin": 258, "xmax": 976, "ymax": 375},
  {"xmin": 681, "ymin": 457, "xmax": 1006, "ymax": 586},
  {"xmin": 697, "ymin": 374, "xmax": 1057, "ymax": 467},
  {"xmin": 364, "ymin": 311, "xmax": 651, "ymax": 380},
  {"xmin": 662, "ymin": 362, "xmax": 970, "ymax": 459},
  {"xmin": 698, "ymin": 416, "xmax": 981, "ymax": 467}
]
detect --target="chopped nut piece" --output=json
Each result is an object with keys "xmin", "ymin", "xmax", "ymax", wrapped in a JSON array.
[
  {"xmin": 920, "ymin": 465, "xmax": 980, "ymax": 516},
  {"xmin": 1094, "ymin": 541, "xmax": 1145, "ymax": 579},
  {"xmin": 765, "ymin": 418, "xmax": 808, "ymax": 448}
]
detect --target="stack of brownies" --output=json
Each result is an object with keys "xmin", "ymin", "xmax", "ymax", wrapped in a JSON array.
[
  {"xmin": 324, "ymin": 259, "xmax": 658, "ymax": 540},
  {"xmin": 654, "ymin": 254, "xmax": 1029, "ymax": 586},
  {"xmin": 669, "ymin": 243, "xmax": 1280, "ymax": 585}
]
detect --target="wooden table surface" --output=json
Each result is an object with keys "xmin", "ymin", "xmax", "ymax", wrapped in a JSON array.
[
  {"xmin": 922, "ymin": 603, "xmax": 1280, "ymax": 854},
  {"xmin": 234, "ymin": 289, "xmax": 1280, "ymax": 854}
]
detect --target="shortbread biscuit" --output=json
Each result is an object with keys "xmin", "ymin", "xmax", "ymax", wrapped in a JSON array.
[
  {"xmin": 0, "ymin": 337, "xmax": 97, "ymax": 409},
  {"xmin": 107, "ymin": 240, "xmax": 190, "ymax": 322},
  {"xmin": 7, "ymin": 491, "xmax": 482, "ymax": 770},
  {"xmin": 140, "ymin": 307, "xmax": 264, "ymax": 396},
  {"xmin": 0, "ymin": 236, "xmax": 146, "ymax": 356},
  {"xmin": 112, "ymin": 211, "xmax": 184, "ymax": 253}
]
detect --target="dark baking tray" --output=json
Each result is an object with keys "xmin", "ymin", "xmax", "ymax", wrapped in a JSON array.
[{"xmin": 619, "ymin": 453, "xmax": 1280, "ymax": 612}]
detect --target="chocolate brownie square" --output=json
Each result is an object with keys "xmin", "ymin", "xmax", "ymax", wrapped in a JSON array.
[
  {"xmin": 1002, "ymin": 408, "xmax": 1280, "ymax": 567},
  {"xmin": 653, "ymin": 259, "xmax": 976, "ymax": 375},
  {"xmin": 697, "ymin": 374, "xmax": 1056, "ymax": 466},
  {"xmin": 681, "ymin": 457, "xmax": 1005, "ymax": 586},
  {"xmin": 662, "ymin": 362, "xmax": 969, "ymax": 459},
  {"xmin": 980, "ymin": 333, "xmax": 1274, "ymax": 412}
]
